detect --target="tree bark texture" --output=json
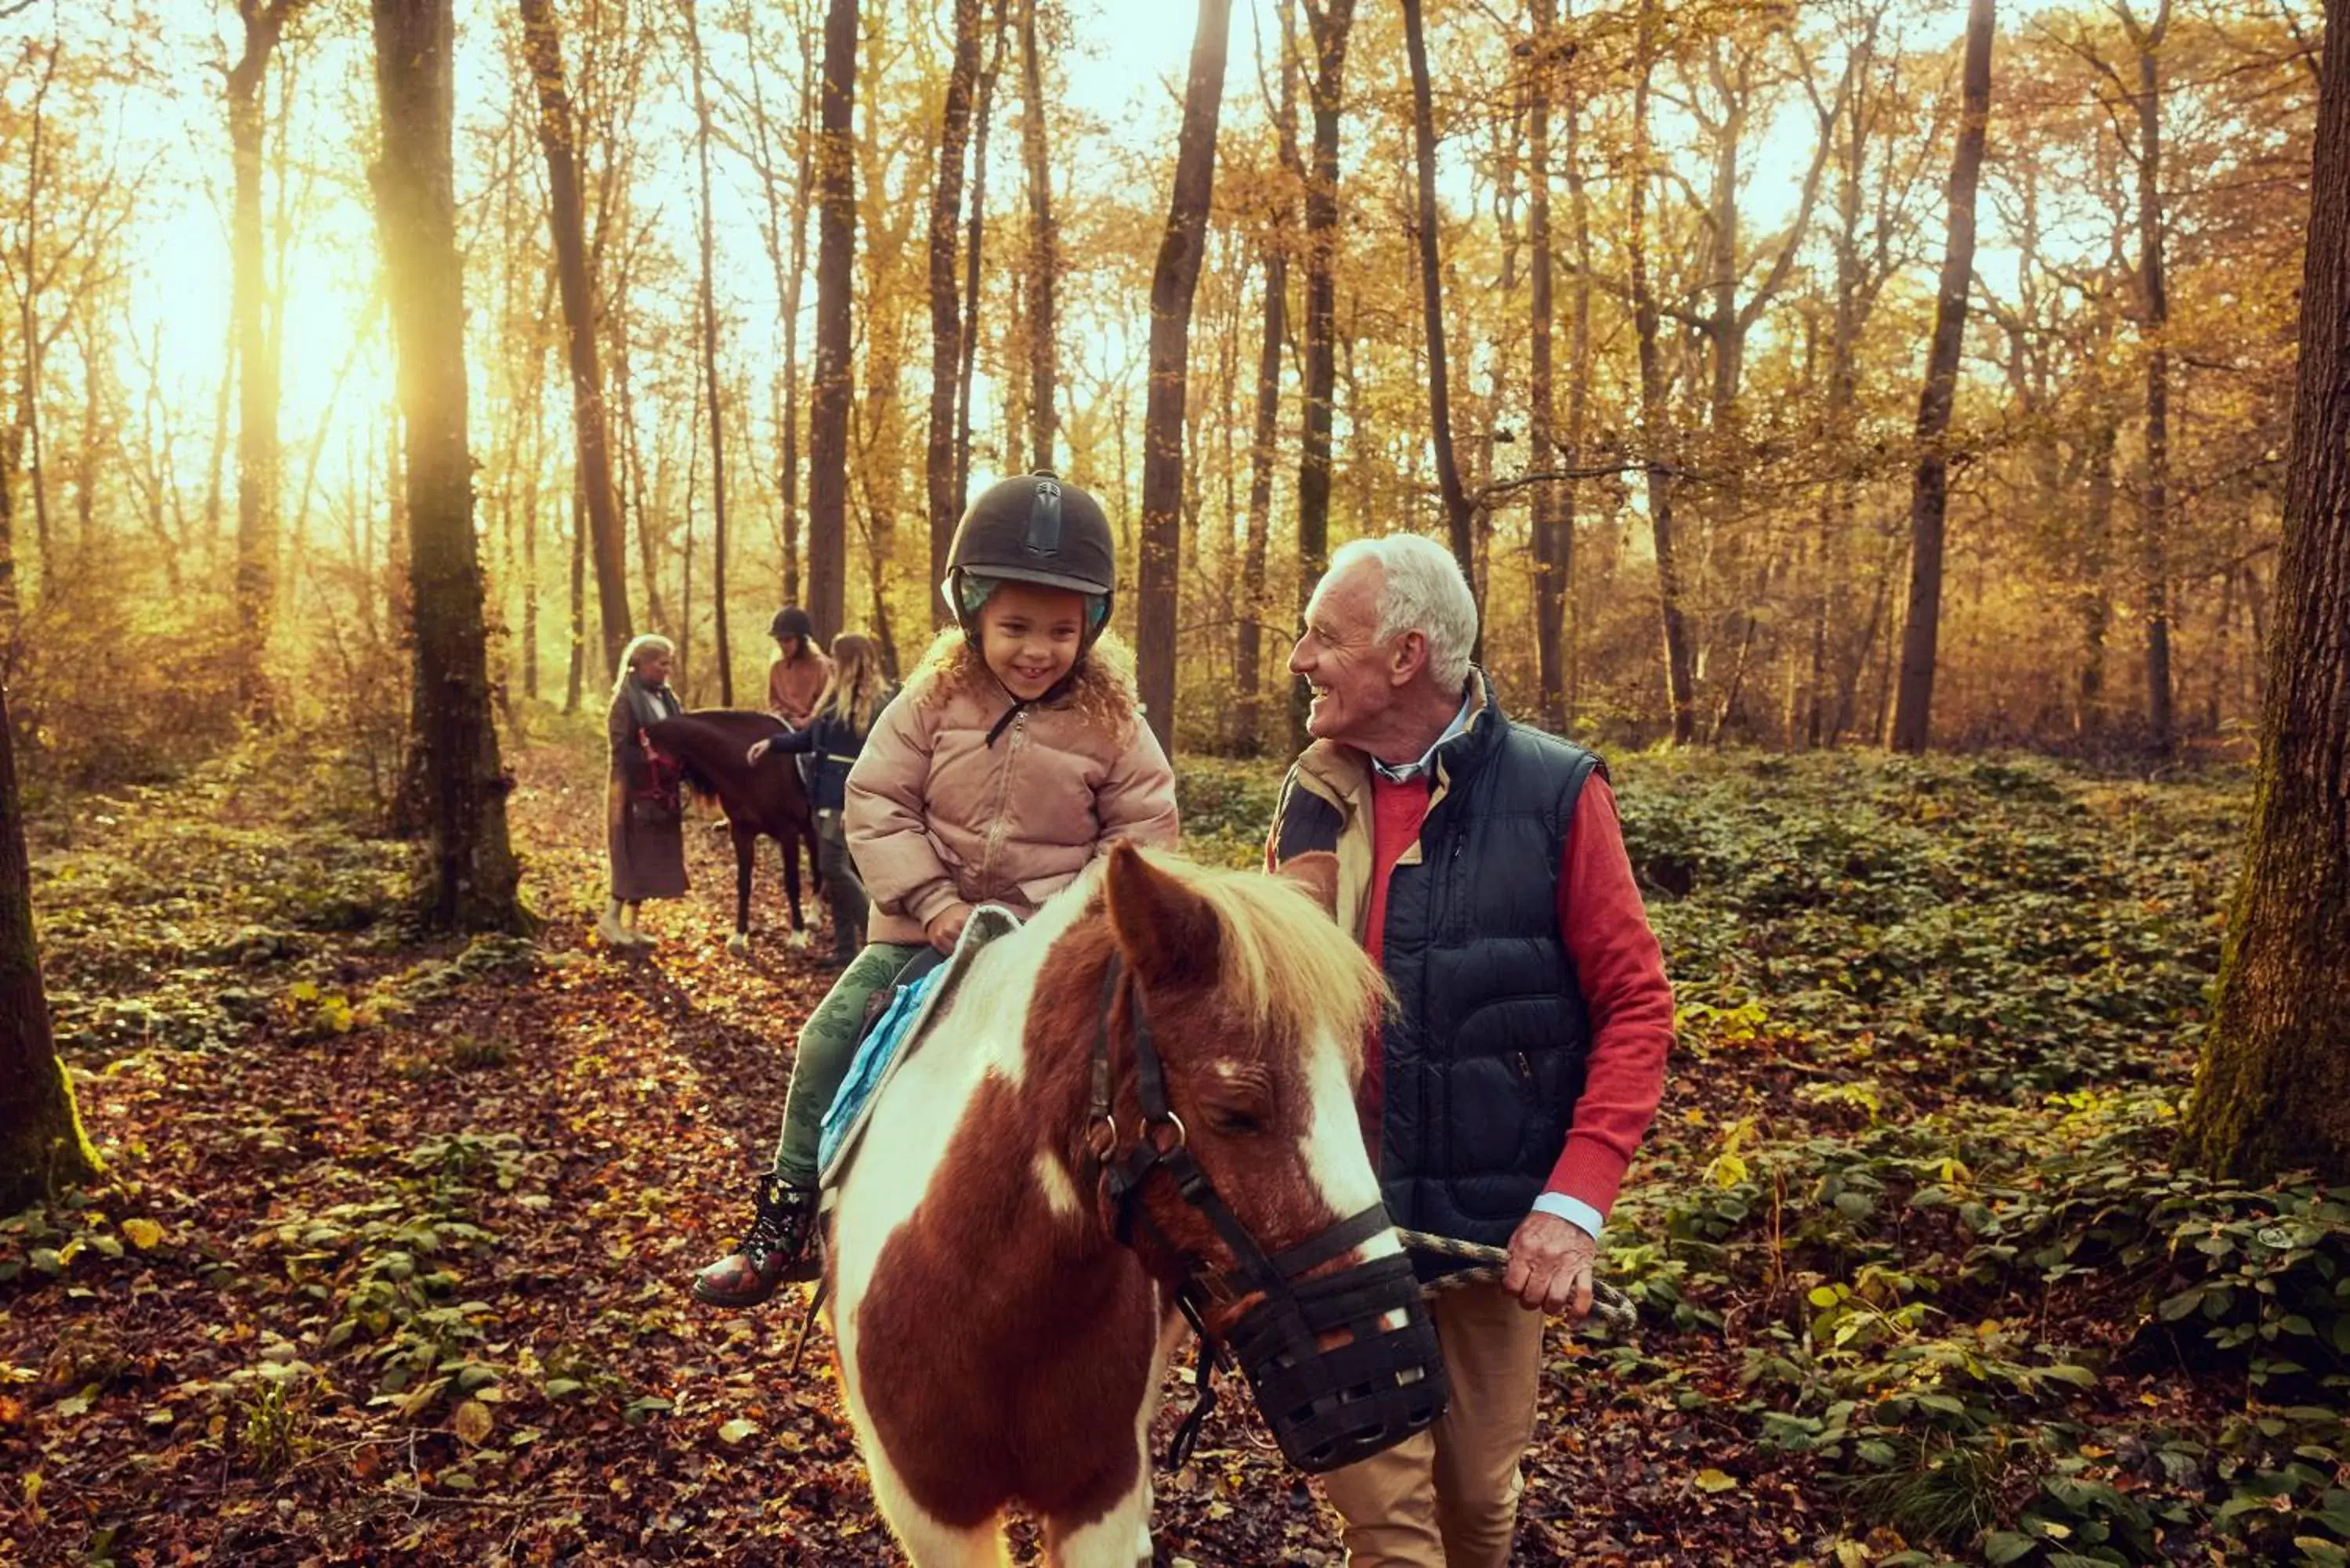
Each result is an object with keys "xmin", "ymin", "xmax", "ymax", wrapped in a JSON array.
[
  {"xmin": 369, "ymin": 0, "xmax": 530, "ymax": 934},
  {"xmin": 1628, "ymin": 0, "xmax": 1696, "ymax": 746},
  {"xmin": 517, "ymin": 0, "xmax": 632, "ymax": 677},
  {"xmin": 1292, "ymin": 0, "xmax": 1356, "ymax": 751},
  {"xmin": 1235, "ymin": 31, "xmax": 1297, "ymax": 757},
  {"xmin": 926, "ymin": 0, "xmax": 983, "ymax": 622},
  {"xmin": 2132, "ymin": 2, "xmax": 2177, "ymax": 754},
  {"xmin": 1528, "ymin": 0, "xmax": 1567, "ymax": 730},
  {"xmin": 0, "ymin": 674, "xmax": 98, "ymax": 1212},
  {"xmin": 1017, "ymin": 0, "xmax": 1058, "ymax": 471},
  {"xmin": 2179, "ymin": 0, "xmax": 2350, "ymax": 1181},
  {"xmin": 1401, "ymin": 0, "xmax": 1476, "ymax": 595},
  {"xmin": 1889, "ymin": 0, "xmax": 1992, "ymax": 754},
  {"xmin": 685, "ymin": 0, "xmax": 732, "ymax": 703},
  {"xmin": 229, "ymin": 1, "xmax": 306, "ymax": 710},
  {"xmin": 1135, "ymin": 0, "xmax": 1233, "ymax": 755},
  {"xmin": 957, "ymin": 0, "xmax": 1011, "ymax": 528},
  {"xmin": 805, "ymin": 0, "xmax": 859, "ymax": 641}
]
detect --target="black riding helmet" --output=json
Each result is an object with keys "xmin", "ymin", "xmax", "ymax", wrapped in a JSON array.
[
  {"xmin": 941, "ymin": 471, "xmax": 1115, "ymax": 648},
  {"xmin": 769, "ymin": 605, "xmax": 815, "ymax": 643}
]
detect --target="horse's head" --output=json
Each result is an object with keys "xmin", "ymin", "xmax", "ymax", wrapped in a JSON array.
[{"xmin": 1080, "ymin": 842, "xmax": 1448, "ymax": 1473}]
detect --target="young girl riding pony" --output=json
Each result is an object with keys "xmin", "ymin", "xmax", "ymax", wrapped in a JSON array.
[{"xmin": 693, "ymin": 471, "xmax": 1180, "ymax": 1306}]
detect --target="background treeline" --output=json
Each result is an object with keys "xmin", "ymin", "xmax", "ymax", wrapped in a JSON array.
[{"xmin": 0, "ymin": 0, "xmax": 2319, "ymax": 800}]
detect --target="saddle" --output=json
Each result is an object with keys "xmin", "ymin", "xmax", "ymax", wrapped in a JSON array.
[{"xmin": 816, "ymin": 905, "xmax": 1023, "ymax": 1189}]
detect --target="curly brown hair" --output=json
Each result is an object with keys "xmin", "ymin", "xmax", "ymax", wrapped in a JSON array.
[{"xmin": 906, "ymin": 627, "xmax": 1142, "ymax": 743}]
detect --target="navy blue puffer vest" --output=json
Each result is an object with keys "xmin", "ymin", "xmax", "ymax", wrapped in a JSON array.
[{"xmin": 1376, "ymin": 699, "xmax": 1604, "ymax": 1248}]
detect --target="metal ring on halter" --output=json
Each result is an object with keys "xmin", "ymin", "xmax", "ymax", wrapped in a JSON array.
[
  {"xmin": 1143, "ymin": 1112, "xmax": 1187, "ymax": 1153},
  {"xmin": 1087, "ymin": 1112, "xmax": 1119, "ymax": 1160}
]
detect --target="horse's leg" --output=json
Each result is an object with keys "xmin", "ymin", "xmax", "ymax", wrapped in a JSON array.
[
  {"xmin": 782, "ymin": 829, "xmax": 810, "ymax": 948},
  {"xmin": 862, "ymin": 1446, "xmax": 1010, "ymax": 1568},
  {"xmin": 726, "ymin": 826, "xmax": 754, "ymax": 956},
  {"xmin": 1040, "ymin": 1306, "xmax": 1186, "ymax": 1568}
]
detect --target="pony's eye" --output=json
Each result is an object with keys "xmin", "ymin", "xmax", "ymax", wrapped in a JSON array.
[{"xmin": 1206, "ymin": 1107, "xmax": 1265, "ymax": 1137}]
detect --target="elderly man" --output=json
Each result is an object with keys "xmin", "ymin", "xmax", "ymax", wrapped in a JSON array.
[{"xmin": 1268, "ymin": 533, "xmax": 1673, "ymax": 1567}]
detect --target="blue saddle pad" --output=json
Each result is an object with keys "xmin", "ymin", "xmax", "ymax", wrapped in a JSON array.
[{"xmin": 817, "ymin": 964, "xmax": 945, "ymax": 1175}]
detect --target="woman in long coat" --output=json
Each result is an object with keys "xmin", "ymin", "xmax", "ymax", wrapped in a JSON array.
[{"xmin": 601, "ymin": 634, "xmax": 687, "ymax": 948}]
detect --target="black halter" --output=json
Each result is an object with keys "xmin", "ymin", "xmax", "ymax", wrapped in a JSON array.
[{"xmin": 1083, "ymin": 957, "xmax": 1448, "ymax": 1475}]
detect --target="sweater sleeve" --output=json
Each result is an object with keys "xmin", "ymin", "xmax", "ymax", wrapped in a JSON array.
[
  {"xmin": 1092, "ymin": 716, "xmax": 1181, "ymax": 851},
  {"xmin": 843, "ymin": 695, "xmax": 964, "ymax": 927},
  {"xmin": 1543, "ymin": 774, "xmax": 1672, "ymax": 1227}
]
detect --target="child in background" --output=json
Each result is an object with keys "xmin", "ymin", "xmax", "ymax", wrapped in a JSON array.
[
  {"xmin": 747, "ymin": 631, "xmax": 895, "ymax": 970},
  {"xmin": 692, "ymin": 472, "xmax": 1179, "ymax": 1306}
]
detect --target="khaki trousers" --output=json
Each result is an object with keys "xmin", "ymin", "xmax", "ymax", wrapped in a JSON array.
[{"xmin": 1319, "ymin": 1282, "xmax": 1547, "ymax": 1568}]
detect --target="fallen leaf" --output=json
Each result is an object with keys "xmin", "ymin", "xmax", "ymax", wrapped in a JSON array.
[
  {"xmin": 1693, "ymin": 1468, "xmax": 1737, "ymax": 1494},
  {"xmin": 121, "ymin": 1218, "xmax": 164, "ymax": 1250},
  {"xmin": 717, "ymin": 1417, "xmax": 761, "ymax": 1445},
  {"xmin": 452, "ymin": 1399, "xmax": 493, "ymax": 1447}
]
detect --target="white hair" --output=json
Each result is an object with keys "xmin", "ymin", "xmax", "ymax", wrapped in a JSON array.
[
  {"xmin": 1325, "ymin": 534, "xmax": 1478, "ymax": 688},
  {"xmin": 612, "ymin": 633, "xmax": 676, "ymax": 698}
]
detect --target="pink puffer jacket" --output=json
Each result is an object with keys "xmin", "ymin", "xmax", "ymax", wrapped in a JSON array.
[{"xmin": 843, "ymin": 632, "xmax": 1180, "ymax": 945}]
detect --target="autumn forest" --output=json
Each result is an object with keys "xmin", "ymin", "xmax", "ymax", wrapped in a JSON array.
[{"xmin": 3, "ymin": 0, "xmax": 2349, "ymax": 1562}]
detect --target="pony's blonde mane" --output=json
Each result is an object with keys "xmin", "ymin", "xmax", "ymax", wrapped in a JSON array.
[{"xmin": 1129, "ymin": 847, "xmax": 1386, "ymax": 1064}]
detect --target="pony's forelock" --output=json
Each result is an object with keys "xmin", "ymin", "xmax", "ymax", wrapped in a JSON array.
[{"xmin": 1126, "ymin": 847, "xmax": 1385, "ymax": 1068}]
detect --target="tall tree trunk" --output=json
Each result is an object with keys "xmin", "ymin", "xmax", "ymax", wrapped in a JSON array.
[
  {"xmin": 229, "ymin": 2, "xmax": 306, "ymax": 712},
  {"xmin": 1528, "ymin": 0, "xmax": 1566, "ymax": 729},
  {"xmin": 1560, "ymin": 43, "xmax": 1593, "ymax": 728},
  {"xmin": 517, "ymin": 0, "xmax": 632, "ymax": 677},
  {"xmin": 957, "ymin": 0, "xmax": 1011, "ymax": 519},
  {"xmin": 2077, "ymin": 417, "xmax": 2116, "ymax": 738},
  {"xmin": 805, "ymin": 0, "xmax": 859, "ymax": 640},
  {"xmin": 685, "ymin": 0, "xmax": 732, "ymax": 703},
  {"xmin": 2180, "ymin": 0, "xmax": 2350, "ymax": 1179},
  {"xmin": 565, "ymin": 470, "xmax": 585, "ymax": 714},
  {"xmin": 1017, "ymin": 0, "xmax": 1058, "ymax": 471},
  {"xmin": 927, "ymin": 0, "xmax": 984, "ymax": 621},
  {"xmin": 1292, "ymin": 0, "xmax": 1357, "ymax": 750},
  {"xmin": 2131, "ymin": 1, "xmax": 2177, "ymax": 755},
  {"xmin": 1628, "ymin": 0, "xmax": 1696, "ymax": 745},
  {"xmin": 369, "ymin": 0, "xmax": 530, "ymax": 934},
  {"xmin": 1235, "ymin": 33, "xmax": 1296, "ymax": 757},
  {"xmin": 0, "ymin": 675, "xmax": 97, "ymax": 1212},
  {"xmin": 741, "ymin": 0, "xmax": 812, "ymax": 609},
  {"xmin": 1888, "ymin": 0, "xmax": 1993, "ymax": 754},
  {"xmin": 1402, "ymin": 0, "xmax": 1477, "ymax": 595},
  {"xmin": 1135, "ymin": 0, "xmax": 1234, "ymax": 755}
]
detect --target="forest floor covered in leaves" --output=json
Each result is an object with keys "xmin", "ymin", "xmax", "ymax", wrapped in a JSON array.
[{"xmin": 2, "ymin": 714, "xmax": 2325, "ymax": 1567}]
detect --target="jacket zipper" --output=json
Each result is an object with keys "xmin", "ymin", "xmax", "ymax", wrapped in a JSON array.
[{"xmin": 978, "ymin": 710, "xmax": 1026, "ymax": 895}]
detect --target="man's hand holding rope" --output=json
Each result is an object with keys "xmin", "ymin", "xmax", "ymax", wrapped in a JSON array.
[{"xmin": 1502, "ymin": 1211, "xmax": 1597, "ymax": 1319}]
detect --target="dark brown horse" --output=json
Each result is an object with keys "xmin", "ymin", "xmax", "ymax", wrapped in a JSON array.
[{"xmin": 644, "ymin": 710, "xmax": 822, "ymax": 953}]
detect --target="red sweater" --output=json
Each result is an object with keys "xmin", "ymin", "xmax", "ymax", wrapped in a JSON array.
[{"xmin": 1360, "ymin": 771, "xmax": 1672, "ymax": 1223}]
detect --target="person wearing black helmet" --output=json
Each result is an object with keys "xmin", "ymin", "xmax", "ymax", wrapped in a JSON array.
[
  {"xmin": 765, "ymin": 605, "xmax": 831, "ymax": 728},
  {"xmin": 690, "ymin": 472, "xmax": 1180, "ymax": 1309}
]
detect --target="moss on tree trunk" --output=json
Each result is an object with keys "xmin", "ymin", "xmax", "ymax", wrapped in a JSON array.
[
  {"xmin": 2180, "ymin": 0, "xmax": 2350, "ymax": 1180},
  {"xmin": 0, "ymin": 685, "xmax": 99, "ymax": 1212}
]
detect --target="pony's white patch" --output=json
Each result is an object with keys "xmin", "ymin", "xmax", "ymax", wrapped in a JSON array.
[
  {"xmin": 1032, "ymin": 1149, "xmax": 1082, "ymax": 1219},
  {"xmin": 1299, "ymin": 1028, "xmax": 1401, "ymax": 1261}
]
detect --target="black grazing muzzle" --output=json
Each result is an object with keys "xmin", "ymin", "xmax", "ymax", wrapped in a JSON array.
[{"xmin": 1086, "ymin": 959, "xmax": 1449, "ymax": 1474}]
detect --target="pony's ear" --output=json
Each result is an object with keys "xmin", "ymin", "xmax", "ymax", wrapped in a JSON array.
[
  {"xmin": 1274, "ymin": 851, "xmax": 1340, "ymax": 916},
  {"xmin": 1103, "ymin": 840, "xmax": 1221, "ymax": 992}
]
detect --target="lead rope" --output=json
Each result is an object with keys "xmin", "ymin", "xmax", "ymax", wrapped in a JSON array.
[{"xmin": 1396, "ymin": 1228, "xmax": 1640, "ymax": 1331}]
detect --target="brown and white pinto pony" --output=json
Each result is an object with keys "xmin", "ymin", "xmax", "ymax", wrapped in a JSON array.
[{"xmin": 828, "ymin": 840, "xmax": 1394, "ymax": 1567}]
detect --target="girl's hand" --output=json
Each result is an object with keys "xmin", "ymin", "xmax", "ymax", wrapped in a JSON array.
[
  {"xmin": 746, "ymin": 739, "xmax": 772, "ymax": 765},
  {"xmin": 925, "ymin": 902, "xmax": 973, "ymax": 955}
]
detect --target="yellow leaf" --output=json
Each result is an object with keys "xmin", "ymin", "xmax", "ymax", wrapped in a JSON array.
[
  {"xmin": 452, "ymin": 1400, "xmax": 493, "ymax": 1447},
  {"xmin": 716, "ymin": 1417, "xmax": 761, "ymax": 1445},
  {"xmin": 121, "ymin": 1219, "xmax": 163, "ymax": 1251},
  {"xmin": 1694, "ymin": 1468, "xmax": 1737, "ymax": 1494}
]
